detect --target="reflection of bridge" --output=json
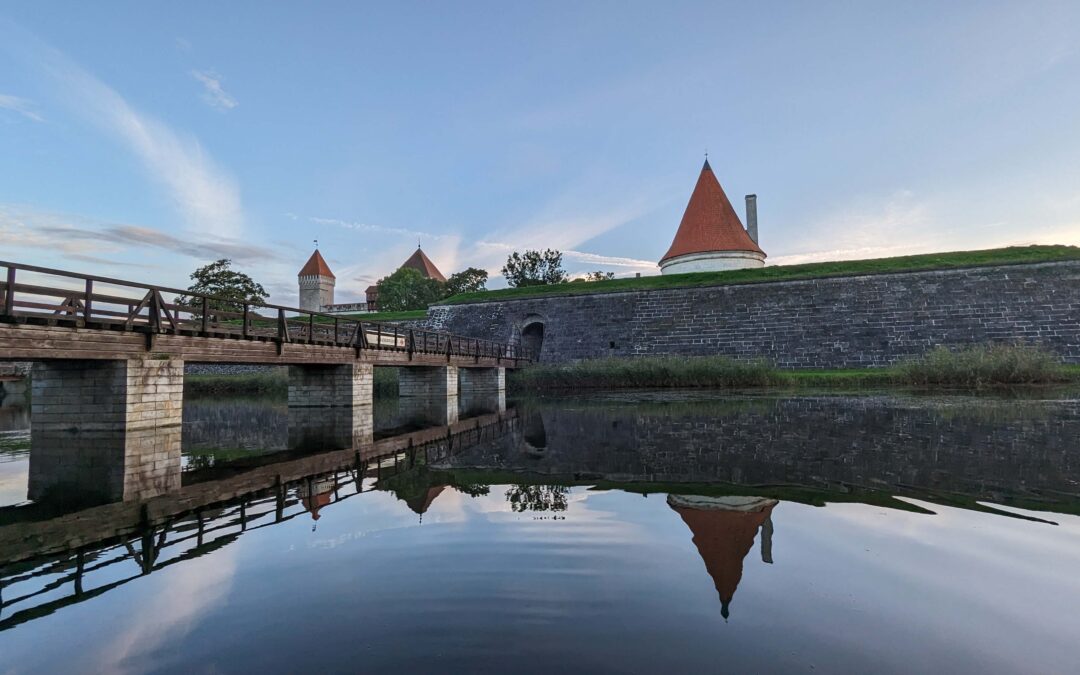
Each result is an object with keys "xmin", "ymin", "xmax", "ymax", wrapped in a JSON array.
[
  {"xmin": 0, "ymin": 260, "xmax": 528, "ymax": 501},
  {"xmin": 0, "ymin": 411, "xmax": 518, "ymax": 629}
]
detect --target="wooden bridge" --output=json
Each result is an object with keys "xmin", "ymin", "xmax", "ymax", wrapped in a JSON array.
[
  {"xmin": 0, "ymin": 260, "xmax": 523, "ymax": 465},
  {"xmin": 0, "ymin": 260, "xmax": 530, "ymax": 367}
]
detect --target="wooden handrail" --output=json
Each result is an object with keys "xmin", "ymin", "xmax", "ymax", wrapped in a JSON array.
[{"xmin": 0, "ymin": 259, "xmax": 534, "ymax": 362}]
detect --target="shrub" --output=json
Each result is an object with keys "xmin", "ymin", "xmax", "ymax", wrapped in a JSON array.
[{"xmin": 895, "ymin": 344, "xmax": 1067, "ymax": 387}]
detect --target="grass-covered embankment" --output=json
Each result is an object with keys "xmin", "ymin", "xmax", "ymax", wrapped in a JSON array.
[
  {"xmin": 442, "ymin": 245, "xmax": 1080, "ymax": 305},
  {"xmin": 509, "ymin": 345, "xmax": 1079, "ymax": 391}
]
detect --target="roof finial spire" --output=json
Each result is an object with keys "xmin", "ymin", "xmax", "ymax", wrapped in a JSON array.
[
  {"xmin": 703, "ymin": 149, "xmax": 711, "ymax": 171},
  {"xmin": 417, "ymin": 237, "xmax": 421, "ymax": 249},
  {"xmin": 313, "ymin": 238, "xmax": 318, "ymax": 249}
]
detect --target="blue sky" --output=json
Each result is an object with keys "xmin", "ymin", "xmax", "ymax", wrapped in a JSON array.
[{"xmin": 2, "ymin": 1, "xmax": 1079, "ymax": 304}]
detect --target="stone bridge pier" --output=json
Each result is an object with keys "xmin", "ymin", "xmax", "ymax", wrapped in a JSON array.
[
  {"xmin": 398, "ymin": 366, "xmax": 460, "ymax": 427},
  {"xmin": 28, "ymin": 358, "xmax": 184, "ymax": 504},
  {"xmin": 460, "ymin": 367, "xmax": 507, "ymax": 416},
  {"xmin": 287, "ymin": 364, "xmax": 374, "ymax": 450}
]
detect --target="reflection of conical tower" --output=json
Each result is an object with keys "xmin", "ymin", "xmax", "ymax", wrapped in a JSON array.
[
  {"xmin": 668, "ymin": 494, "xmax": 777, "ymax": 620},
  {"xmin": 405, "ymin": 485, "xmax": 446, "ymax": 522},
  {"xmin": 298, "ymin": 477, "xmax": 336, "ymax": 522}
]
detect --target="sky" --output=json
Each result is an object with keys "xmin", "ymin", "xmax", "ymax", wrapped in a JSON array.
[{"xmin": 2, "ymin": 1, "xmax": 1079, "ymax": 305}]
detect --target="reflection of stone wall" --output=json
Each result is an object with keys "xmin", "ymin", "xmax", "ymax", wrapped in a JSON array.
[
  {"xmin": 416, "ymin": 261, "xmax": 1080, "ymax": 366},
  {"xmin": 438, "ymin": 396, "xmax": 1080, "ymax": 504}
]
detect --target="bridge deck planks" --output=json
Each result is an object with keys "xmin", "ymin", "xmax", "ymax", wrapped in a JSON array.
[{"xmin": 0, "ymin": 323, "xmax": 521, "ymax": 368}]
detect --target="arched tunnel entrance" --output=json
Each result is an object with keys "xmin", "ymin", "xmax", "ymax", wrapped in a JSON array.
[{"xmin": 521, "ymin": 321, "xmax": 544, "ymax": 360}]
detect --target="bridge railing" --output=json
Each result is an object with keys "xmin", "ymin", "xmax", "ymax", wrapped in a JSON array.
[{"xmin": 0, "ymin": 260, "xmax": 533, "ymax": 362}]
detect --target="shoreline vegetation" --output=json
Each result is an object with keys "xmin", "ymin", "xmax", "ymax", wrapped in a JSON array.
[
  {"xmin": 181, "ymin": 345, "xmax": 1079, "ymax": 396},
  {"xmin": 438, "ymin": 245, "xmax": 1080, "ymax": 306},
  {"xmin": 510, "ymin": 345, "xmax": 1079, "ymax": 391}
]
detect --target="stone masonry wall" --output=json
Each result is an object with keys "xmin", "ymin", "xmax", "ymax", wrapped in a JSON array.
[
  {"xmin": 29, "ymin": 359, "xmax": 183, "ymax": 502},
  {"xmin": 416, "ymin": 261, "xmax": 1080, "ymax": 367}
]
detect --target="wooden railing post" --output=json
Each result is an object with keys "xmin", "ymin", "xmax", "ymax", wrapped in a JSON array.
[
  {"xmin": 376, "ymin": 324, "xmax": 382, "ymax": 350},
  {"xmin": 334, "ymin": 317, "xmax": 340, "ymax": 345},
  {"xmin": 243, "ymin": 303, "xmax": 250, "ymax": 338},
  {"xmin": 3, "ymin": 266, "xmax": 15, "ymax": 316},
  {"xmin": 308, "ymin": 313, "xmax": 314, "ymax": 344},
  {"xmin": 148, "ymin": 291, "xmax": 161, "ymax": 332},
  {"xmin": 407, "ymin": 329, "xmax": 414, "ymax": 359},
  {"xmin": 83, "ymin": 279, "xmax": 93, "ymax": 324},
  {"xmin": 201, "ymin": 297, "xmax": 209, "ymax": 334}
]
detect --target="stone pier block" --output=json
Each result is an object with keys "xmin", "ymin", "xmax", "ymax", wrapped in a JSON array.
[
  {"xmin": 459, "ymin": 367, "xmax": 505, "ymax": 395},
  {"xmin": 398, "ymin": 366, "xmax": 459, "ymax": 426},
  {"xmin": 29, "ymin": 358, "xmax": 184, "ymax": 503},
  {"xmin": 288, "ymin": 364, "xmax": 374, "ymax": 449}
]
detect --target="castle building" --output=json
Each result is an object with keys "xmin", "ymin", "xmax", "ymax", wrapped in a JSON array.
[
  {"xmin": 659, "ymin": 159, "xmax": 766, "ymax": 274},
  {"xmin": 297, "ymin": 249, "xmax": 336, "ymax": 312},
  {"xmin": 364, "ymin": 246, "xmax": 447, "ymax": 309},
  {"xmin": 297, "ymin": 245, "xmax": 447, "ymax": 313}
]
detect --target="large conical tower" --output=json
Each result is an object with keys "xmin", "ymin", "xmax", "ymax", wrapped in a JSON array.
[
  {"xmin": 659, "ymin": 160, "xmax": 766, "ymax": 274},
  {"xmin": 298, "ymin": 249, "xmax": 335, "ymax": 311}
]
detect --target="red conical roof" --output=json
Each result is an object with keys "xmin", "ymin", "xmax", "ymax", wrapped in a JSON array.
[
  {"xmin": 400, "ymin": 247, "xmax": 447, "ymax": 282},
  {"xmin": 661, "ymin": 160, "xmax": 764, "ymax": 263},
  {"xmin": 298, "ymin": 249, "xmax": 335, "ymax": 279}
]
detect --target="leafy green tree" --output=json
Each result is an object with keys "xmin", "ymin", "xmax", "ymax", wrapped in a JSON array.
[
  {"xmin": 583, "ymin": 271, "xmax": 615, "ymax": 282},
  {"xmin": 175, "ymin": 259, "xmax": 268, "ymax": 314},
  {"xmin": 445, "ymin": 267, "xmax": 489, "ymax": 297},
  {"xmin": 375, "ymin": 267, "xmax": 446, "ymax": 311},
  {"xmin": 501, "ymin": 249, "xmax": 567, "ymax": 287}
]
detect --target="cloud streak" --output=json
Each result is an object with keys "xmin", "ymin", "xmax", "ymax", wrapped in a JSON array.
[
  {"xmin": 0, "ymin": 205, "xmax": 280, "ymax": 264},
  {"xmin": 191, "ymin": 69, "xmax": 238, "ymax": 111},
  {"xmin": 0, "ymin": 93, "xmax": 43, "ymax": 122},
  {"xmin": 2, "ymin": 20, "xmax": 244, "ymax": 237}
]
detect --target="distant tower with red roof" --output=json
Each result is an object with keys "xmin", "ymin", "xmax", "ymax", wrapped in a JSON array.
[
  {"xmin": 365, "ymin": 245, "xmax": 447, "ymax": 309},
  {"xmin": 298, "ymin": 248, "xmax": 335, "ymax": 312},
  {"xmin": 659, "ymin": 159, "xmax": 766, "ymax": 274}
]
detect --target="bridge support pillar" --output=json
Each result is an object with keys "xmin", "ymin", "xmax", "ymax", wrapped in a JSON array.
[
  {"xmin": 29, "ymin": 358, "xmax": 184, "ymax": 504},
  {"xmin": 398, "ymin": 365, "xmax": 459, "ymax": 426},
  {"xmin": 459, "ymin": 367, "xmax": 506, "ymax": 415},
  {"xmin": 287, "ymin": 363, "xmax": 374, "ymax": 449}
]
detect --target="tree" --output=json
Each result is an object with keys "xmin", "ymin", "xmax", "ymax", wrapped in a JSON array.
[
  {"xmin": 175, "ymin": 259, "xmax": 268, "ymax": 315},
  {"xmin": 445, "ymin": 267, "xmax": 489, "ymax": 297},
  {"xmin": 375, "ymin": 267, "xmax": 445, "ymax": 311},
  {"xmin": 583, "ymin": 271, "xmax": 615, "ymax": 282},
  {"xmin": 501, "ymin": 249, "xmax": 567, "ymax": 287}
]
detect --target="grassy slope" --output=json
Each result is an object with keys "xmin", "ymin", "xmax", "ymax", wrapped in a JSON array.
[
  {"xmin": 321, "ymin": 309, "xmax": 428, "ymax": 322},
  {"xmin": 440, "ymin": 245, "xmax": 1080, "ymax": 305},
  {"xmin": 508, "ymin": 347, "xmax": 1080, "ymax": 391}
]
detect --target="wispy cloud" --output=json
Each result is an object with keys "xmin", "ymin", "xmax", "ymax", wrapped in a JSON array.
[
  {"xmin": 0, "ymin": 93, "xmax": 43, "ymax": 122},
  {"xmin": 0, "ymin": 205, "xmax": 279, "ymax": 264},
  {"xmin": 1, "ymin": 20, "xmax": 244, "ymax": 238},
  {"xmin": 191, "ymin": 69, "xmax": 238, "ymax": 111}
]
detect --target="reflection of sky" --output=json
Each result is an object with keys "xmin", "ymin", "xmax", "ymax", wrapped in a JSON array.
[{"xmin": 3, "ymin": 486, "xmax": 1080, "ymax": 673}]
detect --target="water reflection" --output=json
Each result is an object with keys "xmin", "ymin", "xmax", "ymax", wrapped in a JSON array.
[
  {"xmin": 668, "ymin": 495, "xmax": 776, "ymax": 619},
  {"xmin": 2, "ymin": 390, "xmax": 1080, "ymax": 672}
]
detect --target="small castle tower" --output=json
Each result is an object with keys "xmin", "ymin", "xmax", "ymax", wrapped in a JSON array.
[
  {"xmin": 659, "ymin": 159, "xmax": 766, "ymax": 274},
  {"xmin": 298, "ymin": 249, "xmax": 335, "ymax": 312}
]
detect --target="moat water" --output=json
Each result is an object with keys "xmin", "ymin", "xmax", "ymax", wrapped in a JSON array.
[{"xmin": 2, "ymin": 388, "xmax": 1080, "ymax": 673}]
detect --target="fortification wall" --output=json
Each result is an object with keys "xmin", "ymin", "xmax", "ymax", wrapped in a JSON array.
[{"xmin": 415, "ymin": 261, "xmax": 1080, "ymax": 367}]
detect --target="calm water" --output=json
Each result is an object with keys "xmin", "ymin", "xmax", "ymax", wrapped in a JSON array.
[{"xmin": 2, "ymin": 389, "xmax": 1080, "ymax": 673}]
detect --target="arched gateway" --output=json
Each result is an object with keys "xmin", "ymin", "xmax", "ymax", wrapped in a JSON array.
[{"xmin": 520, "ymin": 317, "xmax": 545, "ymax": 361}]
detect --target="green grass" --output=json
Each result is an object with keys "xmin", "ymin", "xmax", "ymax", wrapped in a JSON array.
[
  {"xmin": 335, "ymin": 309, "xmax": 428, "ymax": 322},
  {"xmin": 894, "ymin": 344, "xmax": 1071, "ymax": 387},
  {"xmin": 509, "ymin": 345, "xmax": 1080, "ymax": 392},
  {"xmin": 440, "ymin": 245, "xmax": 1080, "ymax": 305},
  {"xmin": 510, "ymin": 355, "xmax": 783, "ymax": 390}
]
